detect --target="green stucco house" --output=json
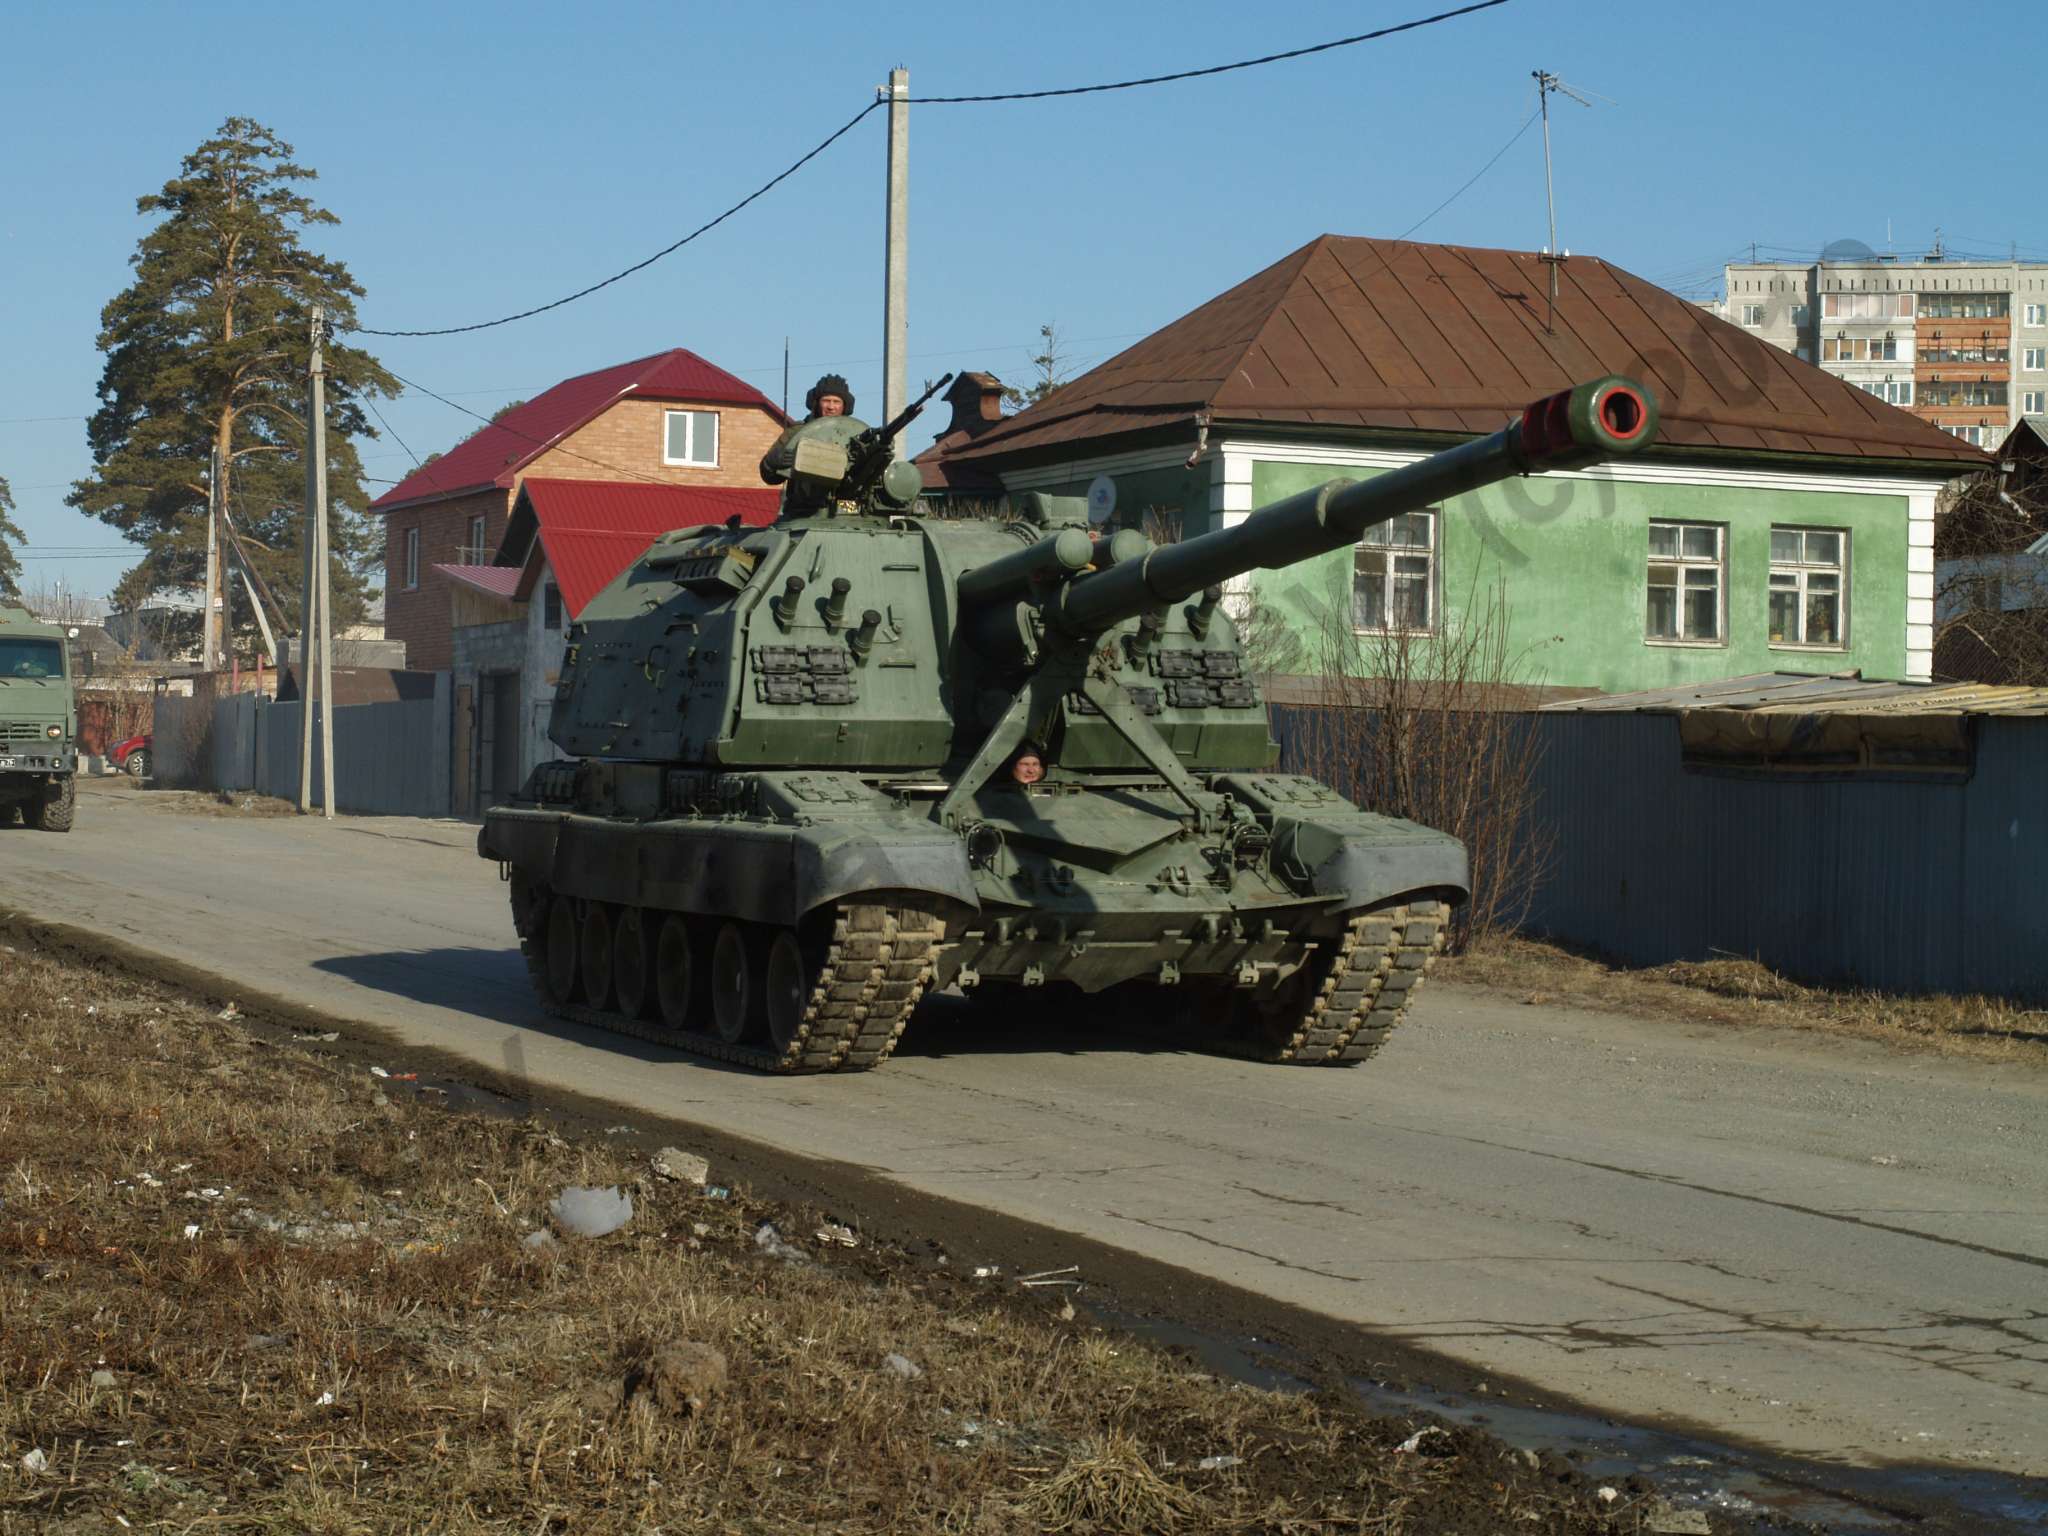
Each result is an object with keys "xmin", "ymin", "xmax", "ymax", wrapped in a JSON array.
[{"xmin": 917, "ymin": 236, "xmax": 1991, "ymax": 692}]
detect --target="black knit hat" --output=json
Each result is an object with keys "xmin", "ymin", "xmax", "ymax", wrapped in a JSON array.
[{"xmin": 805, "ymin": 374, "xmax": 854, "ymax": 417}]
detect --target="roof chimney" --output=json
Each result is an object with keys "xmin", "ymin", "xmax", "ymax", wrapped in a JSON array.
[{"xmin": 943, "ymin": 372, "xmax": 1006, "ymax": 439}]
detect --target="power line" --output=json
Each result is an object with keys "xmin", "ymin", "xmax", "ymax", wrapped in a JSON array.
[
  {"xmin": 363, "ymin": 396, "xmax": 423, "ymax": 470},
  {"xmin": 909, "ymin": 1, "xmax": 1512, "ymax": 102},
  {"xmin": 349, "ymin": 4, "xmax": 1512, "ymax": 341},
  {"xmin": 1394, "ymin": 106, "xmax": 1541, "ymax": 241},
  {"xmin": 351, "ymin": 101, "xmax": 885, "ymax": 339}
]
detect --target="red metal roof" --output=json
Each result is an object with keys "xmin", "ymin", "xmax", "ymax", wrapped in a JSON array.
[
  {"xmin": 935, "ymin": 236, "xmax": 1992, "ymax": 473},
  {"xmin": 372, "ymin": 349, "xmax": 789, "ymax": 513},
  {"xmin": 508, "ymin": 478, "xmax": 780, "ymax": 617},
  {"xmin": 434, "ymin": 563, "xmax": 524, "ymax": 601}
]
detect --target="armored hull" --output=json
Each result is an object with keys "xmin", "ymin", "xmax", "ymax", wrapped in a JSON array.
[
  {"xmin": 483, "ymin": 764, "xmax": 1462, "ymax": 1071},
  {"xmin": 481, "ymin": 375, "xmax": 1657, "ymax": 1072}
]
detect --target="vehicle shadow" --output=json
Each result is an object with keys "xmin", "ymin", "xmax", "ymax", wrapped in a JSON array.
[
  {"xmin": 310, "ymin": 948, "xmax": 1201, "ymax": 1068},
  {"xmin": 897, "ymin": 985, "xmax": 1196, "ymax": 1062}
]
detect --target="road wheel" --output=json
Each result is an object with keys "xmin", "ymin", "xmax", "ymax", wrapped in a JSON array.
[
  {"xmin": 765, "ymin": 929, "xmax": 817, "ymax": 1055},
  {"xmin": 544, "ymin": 898, "xmax": 579, "ymax": 1004},
  {"xmin": 580, "ymin": 904, "xmax": 615, "ymax": 1009},
  {"xmin": 34, "ymin": 776, "xmax": 75, "ymax": 834},
  {"xmin": 655, "ymin": 913, "xmax": 697, "ymax": 1031},
  {"xmin": 613, "ymin": 908, "xmax": 651, "ymax": 1019},
  {"xmin": 126, "ymin": 749, "xmax": 150, "ymax": 780},
  {"xmin": 711, "ymin": 922, "xmax": 762, "ymax": 1044}
]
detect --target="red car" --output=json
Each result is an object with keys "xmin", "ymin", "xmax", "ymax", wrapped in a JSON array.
[{"xmin": 111, "ymin": 732, "xmax": 152, "ymax": 779}]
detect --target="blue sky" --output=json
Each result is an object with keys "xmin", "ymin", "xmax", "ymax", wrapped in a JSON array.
[{"xmin": 3, "ymin": 0, "xmax": 2042, "ymax": 599}]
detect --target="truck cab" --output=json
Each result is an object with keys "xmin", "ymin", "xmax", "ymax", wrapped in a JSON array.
[{"xmin": 0, "ymin": 604, "xmax": 79, "ymax": 832}]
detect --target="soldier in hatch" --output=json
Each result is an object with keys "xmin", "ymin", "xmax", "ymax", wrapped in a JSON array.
[{"xmin": 759, "ymin": 373, "xmax": 855, "ymax": 484}]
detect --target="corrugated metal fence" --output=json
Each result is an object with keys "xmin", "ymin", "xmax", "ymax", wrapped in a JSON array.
[
  {"xmin": 1273, "ymin": 701, "xmax": 2046, "ymax": 1002},
  {"xmin": 1512, "ymin": 712, "xmax": 2043, "ymax": 1001},
  {"xmin": 156, "ymin": 680, "xmax": 452, "ymax": 818}
]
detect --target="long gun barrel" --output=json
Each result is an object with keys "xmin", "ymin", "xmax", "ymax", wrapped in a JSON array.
[{"xmin": 1042, "ymin": 375, "xmax": 1657, "ymax": 638}]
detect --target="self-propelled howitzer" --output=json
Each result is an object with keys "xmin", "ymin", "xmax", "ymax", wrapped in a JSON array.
[{"xmin": 480, "ymin": 375, "xmax": 1659, "ymax": 1072}]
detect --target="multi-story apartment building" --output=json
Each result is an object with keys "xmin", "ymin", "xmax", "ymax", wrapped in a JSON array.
[{"xmin": 1723, "ymin": 240, "xmax": 2048, "ymax": 451}]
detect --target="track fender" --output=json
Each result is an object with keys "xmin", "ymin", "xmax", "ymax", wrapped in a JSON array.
[
  {"xmin": 481, "ymin": 807, "xmax": 977, "ymax": 926},
  {"xmin": 1270, "ymin": 815, "xmax": 1468, "ymax": 907},
  {"xmin": 1213, "ymin": 773, "xmax": 1470, "ymax": 908}
]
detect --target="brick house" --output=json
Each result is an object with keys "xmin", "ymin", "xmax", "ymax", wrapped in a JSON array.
[
  {"xmin": 371, "ymin": 349, "xmax": 790, "ymax": 671},
  {"xmin": 437, "ymin": 479, "xmax": 777, "ymax": 812}
]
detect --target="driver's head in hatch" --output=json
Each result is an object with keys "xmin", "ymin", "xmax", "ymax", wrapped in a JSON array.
[{"xmin": 1009, "ymin": 743, "xmax": 1046, "ymax": 786}]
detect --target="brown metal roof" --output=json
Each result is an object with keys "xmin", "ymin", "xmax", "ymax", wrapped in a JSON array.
[{"xmin": 942, "ymin": 236, "xmax": 1993, "ymax": 473}]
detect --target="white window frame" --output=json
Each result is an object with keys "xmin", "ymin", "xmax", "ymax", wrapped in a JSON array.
[
  {"xmin": 2025, "ymin": 347, "xmax": 2047, "ymax": 372},
  {"xmin": 1352, "ymin": 509, "xmax": 1438, "ymax": 635},
  {"xmin": 662, "ymin": 409, "xmax": 720, "ymax": 467},
  {"xmin": 2026, "ymin": 303, "xmax": 2048, "ymax": 327},
  {"xmin": 2025, "ymin": 390, "xmax": 2046, "ymax": 414},
  {"xmin": 1768, "ymin": 527, "xmax": 1849, "ymax": 651},
  {"xmin": 468, "ymin": 513, "xmax": 488, "ymax": 564},
  {"xmin": 1741, "ymin": 303, "xmax": 1766, "ymax": 327},
  {"xmin": 403, "ymin": 526, "xmax": 420, "ymax": 590},
  {"xmin": 1645, "ymin": 520, "xmax": 1726, "ymax": 647}
]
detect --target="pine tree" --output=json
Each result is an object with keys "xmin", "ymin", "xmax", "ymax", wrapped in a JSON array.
[
  {"xmin": 0, "ymin": 474, "xmax": 22, "ymax": 597},
  {"xmin": 67, "ymin": 118, "xmax": 397, "ymax": 650}
]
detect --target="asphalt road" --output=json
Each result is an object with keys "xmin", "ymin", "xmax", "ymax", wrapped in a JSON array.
[{"xmin": 8, "ymin": 779, "xmax": 2045, "ymax": 1477}]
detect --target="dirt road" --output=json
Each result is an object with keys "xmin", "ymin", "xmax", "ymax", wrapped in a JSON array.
[{"xmin": 9, "ymin": 780, "xmax": 2045, "ymax": 1479}]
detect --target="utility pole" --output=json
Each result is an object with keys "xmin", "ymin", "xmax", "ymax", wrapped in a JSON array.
[
  {"xmin": 782, "ymin": 336, "xmax": 790, "ymax": 418},
  {"xmin": 881, "ymin": 65, "xmax": 909, "ymax": 455},
  {"xmin": 299, "ymin": 307, "xmax": 335, "ymax": 819},
  {"xmin": 203, "ymin": 445, "xmax": 223, "ymax": 671}
]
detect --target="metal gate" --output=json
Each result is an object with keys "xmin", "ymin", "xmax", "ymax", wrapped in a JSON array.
[{"xmin": 480, "ymin": 671, "xmax": 523, "ymax": 806}]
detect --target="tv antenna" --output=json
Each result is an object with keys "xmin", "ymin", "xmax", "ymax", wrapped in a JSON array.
[{"xmin": 1531, "ymin": 70, "xmax": 1609, "ymax": 332}]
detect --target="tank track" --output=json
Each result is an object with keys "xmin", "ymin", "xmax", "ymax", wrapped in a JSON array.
[
  {"xmin": 1211, "ymin": 897, "xmax": 1449, "ymax": 1066},
  {"xmin": 515, "ymin": 894, "xmax": 945, "ymax": 1074}
]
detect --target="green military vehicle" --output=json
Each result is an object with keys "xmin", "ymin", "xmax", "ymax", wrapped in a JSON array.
[
  {"xmin": 480, "ymin": 374, "xmax": 1658, "ymax": 1072},
  {"xmin": 0, "ymin": 604, "xmax": 78, "ymax": 832}
]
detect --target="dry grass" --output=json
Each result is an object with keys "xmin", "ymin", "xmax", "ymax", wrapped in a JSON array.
[
  {"xmin": 0, "ymin": 938, "xmax": 1657, "ymax": 1535},
  {"xmin": 1443, "ymin": 935, "xmax": 2048, "ymax": 1065},
  {"xmin": 125, "ymin": 788, "xmax": 299, "ymax": 817}
]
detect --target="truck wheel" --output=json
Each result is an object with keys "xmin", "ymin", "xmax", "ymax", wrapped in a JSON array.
[{"xmin": 34, "ymin": 776, "xmax": 75, "ymax": 833}]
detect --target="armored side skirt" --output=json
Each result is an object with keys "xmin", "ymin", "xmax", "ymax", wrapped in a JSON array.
[{"xmin": 480, "ymin": 806, "xmax": 980, "ymax": 928}]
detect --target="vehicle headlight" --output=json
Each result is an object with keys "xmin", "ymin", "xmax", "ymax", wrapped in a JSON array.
[{"xmin": 46, "ymin": 725, "xmax": 62, "ymax": 740}]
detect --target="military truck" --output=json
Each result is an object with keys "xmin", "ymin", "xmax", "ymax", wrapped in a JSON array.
[
  {"xmin": 481, "ymin": 374, "xmax": 1659, "ymax": 1071},
  {"xmin": 0, "ymin": 604, "xmax": 79, "ymax": 832}
]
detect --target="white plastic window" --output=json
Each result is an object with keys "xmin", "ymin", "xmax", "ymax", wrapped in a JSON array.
[{"xmin": 663, "ymin": 410, "xmax": 720, "ymax": 467}]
